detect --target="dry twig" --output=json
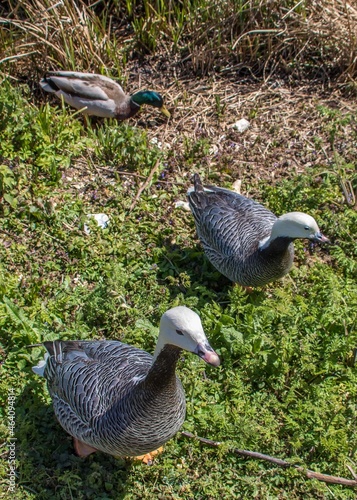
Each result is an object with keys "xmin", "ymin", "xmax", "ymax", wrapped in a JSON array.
[
  {"xmin": 182, "ymin": 431, "xmax": 357, "ymax": 488},
  {"xmin": 129, "ymin": 159, "xmax": 161, "ymax": 212}
]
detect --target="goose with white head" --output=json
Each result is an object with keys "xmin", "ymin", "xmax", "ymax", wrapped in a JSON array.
[
  {"xmin": 187, "ymin": 174, "xmax": 329, "ymax": 288},
  {"xmin": 32, "ymin": 306, "xmax": 219, "ymax": 460}
]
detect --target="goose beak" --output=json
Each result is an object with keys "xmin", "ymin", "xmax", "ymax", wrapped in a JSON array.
[
  {"xmin": 313, "ymin": 232, "xmax": 330, "ymax": 244},
  {"xmin": 160, "ymin": 105, "xmax": 171, "ymax": 118},
  {"xmin": 194, "ymin": 343, "xmax": 220, "ymax": 367}
]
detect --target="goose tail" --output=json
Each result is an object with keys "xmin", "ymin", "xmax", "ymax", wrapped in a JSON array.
[
  {"xmin": 187, "ymin": 174, "xmax": 210, "ymax": 224},
  {"xmin": 32, "ymin": 352, "xmax": 49, "ymax": 377},
  {"xmin": 31, "ymin": 340, "xmax": 60, "ymax": 376},
  {"xmin": 193, "ymin": 173, "xmax": 204, "ymax": 193},
  {"xmin": 187, "ymin": 173, "xmax": 203, "ymax": 195}
]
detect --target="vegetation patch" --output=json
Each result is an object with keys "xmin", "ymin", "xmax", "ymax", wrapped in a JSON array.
[{"xmin": 0, "ymin": 1, "xmax": 356, "ymax": 499}]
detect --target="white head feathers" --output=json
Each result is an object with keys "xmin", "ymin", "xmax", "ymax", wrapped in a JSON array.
[{"xmin": 153, "ymin": 306, "xmax": 220, "ymax": 366}]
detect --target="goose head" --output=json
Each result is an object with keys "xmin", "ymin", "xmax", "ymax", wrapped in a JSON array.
[
  {"xmin": 153, "ymin": 306, "xmax": 220, "ymax": 366},
  {"xmin": 131, "ymin": 91, "xmax": 170, "ymax": 117},
  {"xmin": 270, "ymin": 212, "xmax": 329, "ymax": 243}
]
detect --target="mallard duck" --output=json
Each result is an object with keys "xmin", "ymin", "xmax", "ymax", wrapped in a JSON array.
[
  {"xmin": 40, "ymin": 71, "xmax": 170, "ymax": 120},
  {"xmin": 187, "ymin": 174, "xmax": 329, "ymax": 288},
  {"xmin": 32, "ymin": 306, "xmax": 219, "ymax": 459}
]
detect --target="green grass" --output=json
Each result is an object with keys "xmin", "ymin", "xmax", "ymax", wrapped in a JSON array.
[{"xmin": 0, "ymin": 80, "xmax": 356, "ymax": 499}]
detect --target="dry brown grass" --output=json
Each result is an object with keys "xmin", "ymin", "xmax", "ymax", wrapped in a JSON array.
[
  {"xmin": 1, "ymin": 0, "xmax": 356, "ymax": 197},
  {"xmin": 125, "ymin": 78, "xmax": 357, "ymax": 191},
  {"xmin": 1, "ymin": 0, "xmax": 356, "ymax": 84},
  {"xmin": 0, "ymin": 0, "xmax": 124, "ymax": 78}
]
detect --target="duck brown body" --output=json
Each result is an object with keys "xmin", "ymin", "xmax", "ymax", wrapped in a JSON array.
[{"xmin": 40, "ymin": 71, "xmax": 169, "ymax": 120}]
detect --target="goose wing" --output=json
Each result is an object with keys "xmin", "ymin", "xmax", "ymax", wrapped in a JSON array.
[
  {"xmin": 188, "ymin": 181, "xmax": 276, "ymax": 257},
  {"xmin": 43, "ymin": 340, "xmax": 151, "ymax": 425}
]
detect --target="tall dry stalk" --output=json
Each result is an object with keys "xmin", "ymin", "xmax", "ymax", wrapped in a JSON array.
[
  {"xmin": 0, "ymin": 0, "xmax": 356, "ymax": 83},
  {"xmin": 0, "ymin": 0, "xmax": 124, "ymax": 77}
]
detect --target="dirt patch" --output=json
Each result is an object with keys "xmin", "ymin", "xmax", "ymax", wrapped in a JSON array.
[
  {"xmin": 122, "ymin": 67, "xmax": 357, "ymax": 194},
  {"xmin": 48, "ymin": 69, "xmax": 356, "ymax": 218}
]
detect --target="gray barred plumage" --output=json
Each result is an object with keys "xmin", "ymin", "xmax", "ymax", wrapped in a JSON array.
[
  {"xmin": 187, "ymin": 174, "xmax": 329, "ymax": 287},
  {"xmin": 32, "ymin": 306, "xmax": 219, "ymax": 457}
]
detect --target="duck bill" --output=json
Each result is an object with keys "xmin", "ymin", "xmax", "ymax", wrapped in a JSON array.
[
  {"xmin": 160, "ymin": 105, "xmax": 171, "ymax": 118},
  {"xmin": 194, "ymin": 343, "xmax": 220, "ymax": 367}
]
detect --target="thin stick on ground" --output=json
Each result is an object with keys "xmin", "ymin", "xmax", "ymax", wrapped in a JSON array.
[
  {"xmin": 129, "ymin": 159, "xmax": 161, "ymax": 212},
  {"xmin": 181, "ymin": 431, "xmax": 357, "ymax": 487}
]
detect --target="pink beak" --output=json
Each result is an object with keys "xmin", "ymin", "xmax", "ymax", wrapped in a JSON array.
[
  {"xmin": 314, "ymin": 232, "xmax": 330, "ymax": 244},
  {"xmin": 194, "ymin": 343, "xmax": 220, "ymax": 367}
]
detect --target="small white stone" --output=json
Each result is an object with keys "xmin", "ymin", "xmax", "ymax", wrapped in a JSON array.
[
  {"xmin": 232, "ymin": 179, "xmax": 242, "ymax": 194},
  {"xmin": 150, "ymin": 137, "xmax": 162, "ymax": 149},
  {"xmin": 174, "ymin": 201, "xmax": 191, "ymax": 211},
  {"xmin": 231, "ymin": 118, "xmax": 250, "ymax": 133},
  {"xmin": 84, "ymin": 213, "xmax": 110, "ymax": 234},
  {"xmin": 209, "ymin": 144, "xmax": 219, "ymax": 155}
]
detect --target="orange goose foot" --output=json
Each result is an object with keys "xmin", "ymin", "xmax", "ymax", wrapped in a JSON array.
[
  {"xmin": 134, "ymin": 446, "xmax": 164, "ymax": 465},
  {"xmin": 73, "ymin": 438, "xmax": 98, "ymax": 457}
]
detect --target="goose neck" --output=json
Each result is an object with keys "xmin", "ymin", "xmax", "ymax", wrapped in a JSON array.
[
  {"xmin": 144, "ymin": 344, "xmax": 182, "ymax": 388},
  {"xmin": 259, "ymin": 236, "xmax": 294, "ymax": 255}
]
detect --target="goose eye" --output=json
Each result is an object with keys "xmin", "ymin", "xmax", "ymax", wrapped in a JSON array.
[
  {"xmin": 176, "ymin": 329, "xmax": 184, "ymax": 336},
  {"xmin": 304, "ymin": 226, "xmax": 310, "ymax": 230}
]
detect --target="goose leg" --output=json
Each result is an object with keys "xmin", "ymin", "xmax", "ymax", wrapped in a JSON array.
[
  {"xmin": 73, "ymin": 438, "xmax": 98, "ymax": 457},
  {"xmin": 134, "ymin": 446, "xmax": 164, "ymax": 465}
]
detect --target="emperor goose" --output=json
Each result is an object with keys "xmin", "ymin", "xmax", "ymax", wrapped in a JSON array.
[
  {"xmin": 187, "ymin": 174, "xmax": 329, "ymax": 288},
  {"xmin": 32, "ymin": 306, "xmax": 219, "ymax": 459}
]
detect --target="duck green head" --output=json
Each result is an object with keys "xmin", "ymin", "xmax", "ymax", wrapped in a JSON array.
[{"xmin": 131, "ymin": 91, "xmax": 170, "ymax": 117}]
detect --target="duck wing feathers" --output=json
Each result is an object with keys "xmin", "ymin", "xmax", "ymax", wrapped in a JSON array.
[
  {"xmin": 40, "ymin": 71, "xmax": 126, "ymax": 101},
  {"xmin": 41, "ymin": 339, "xmax": 187, "ymax": 456}
]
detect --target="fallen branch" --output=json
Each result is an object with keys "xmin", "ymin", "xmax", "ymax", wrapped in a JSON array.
[
  {"xmin": 181, "ymin": 431, "xmax": 357, "ymax": 487},
  {"xmin": 0, "ymin": 228, "xmax": 21, "ymax": 242},
  {"xmin": 129, "ymin": 159, "xmax": 161, "ymax": 212}
]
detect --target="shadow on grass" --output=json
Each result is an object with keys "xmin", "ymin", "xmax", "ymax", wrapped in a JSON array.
[
  {"xmin": 15, "ymin": 380, "xmax": 132, "ymax": 499},
  {"xmin": 156, "ymin": 241, "xmax": 231, "ymax": 299},
  {"xmin": 156, "ymin": 240, "xmax": 269, "ymax": 308}
]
